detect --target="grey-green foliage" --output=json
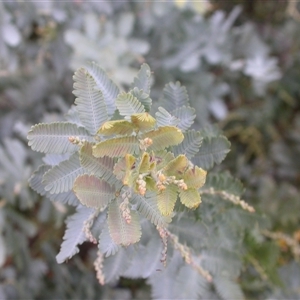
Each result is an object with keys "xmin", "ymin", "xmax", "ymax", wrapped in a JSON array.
[{"xmin": 27, "ymin": 62, "xmax": 266, "ymax": 300}]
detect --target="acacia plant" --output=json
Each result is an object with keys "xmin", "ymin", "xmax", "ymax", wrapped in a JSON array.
[{"xmin": 28, "ymin": 63, "xmax": 258, "ymax": 299}]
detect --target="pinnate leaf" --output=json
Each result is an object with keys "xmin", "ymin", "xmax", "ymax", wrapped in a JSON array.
[
  {"xmin": 28, "ymin": 122, "xmax": 91, "ymax": 154},
  {"xmin": 85, "ymin": 62, "xmax": 119, "ymax": 117},
  {"xmin": 192, "ymin": 136, "xmax": 231, "ymax": 170},
  {"xmin": 108, "ymin": 198, "xmax": 141, "ymax": 246},
  {"xmin": 133, "ymin": 192, "xmax": 172, "ymax": 227},
  {"xmin": 157, "ymin": 185, "xmax": 178, "ymax": 216},
  {"xmin": 73, "ymin": 174, "xmax": 115, "ymax": 209},
  {"xmin": 155, "ymin": 107, "xmax": 179, "ymax": 128},
  {"xmin": 179, "ymin": 188, "xmax": 201, "ymax": 209},
  {"xmin": 116, "ymin": 92, "xmax": 145, "ymax": 120},
  {"xmin": 183, "ymin": 166, "xmax": 207, "ymax": 189},
  {"xmin": 99, "ymin": 223, "xmax": 121, "ymax": 257},
  {"xmin": 161, "ymin": 81, "xmax": 190, "ymax": 111},
  {"xmin": 73, "ymin": 67, "xmax": 108, "ymax": 135},
  {"xmin": 130, "ymin": 88, "xmax": 152, "ymax": 112},
  {"xmin": 173, "ymin": 129, "xmax": 202, "ymax": 159},
  {"xmin": 143, "ymin": 126, "xmax": 184, "ymax": 151},
  {"xmin": 131, "ymin": 112, "xmax": 156, "ymax": 131},
  {"xmin": 130, "ymin": 63, "xmax": 151, "ymax": 94},
  {"xmin": 43, "ymin": 152, "xmax": 85, "ymax": 194},
  {"xmin": 98, "ymin": 120, "xmax": 137, "ymax": 136},
  {"xmin": 80, "ymin": 143, "xmax": 119, "ymax": 187},
  {"xmin": 93, "ymin": 136, "xmax": 139, "ymax": 158},
  {"xmin": 171, "ymin": 106, "xmax": 196, "ymax": 131},
  {"xmin": 163, "ymin": 154, "xmax": 189, "ymax": 177},
  {"xmin": 56, "ymin": 207, "xmax": 93, "ymax": 264}
]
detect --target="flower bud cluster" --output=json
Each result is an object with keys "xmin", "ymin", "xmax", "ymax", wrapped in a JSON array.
[
  {"xmin": 68, "ymin": 136, "xmax": 86, "ymax": 146},
  {"xmin": 136, "ymin": 174, "xmax": 147, "ymax": 195},
  {"xmin": 156, "ymin": 172, "xmax": 187, "ymax": 191},
  {"xmin": 120, "ymin": 190, "xmax": 132, "ymax": 224},
  {"xmin": 139, "ymin": 137, "xmax": 153, "ymax": 151}
]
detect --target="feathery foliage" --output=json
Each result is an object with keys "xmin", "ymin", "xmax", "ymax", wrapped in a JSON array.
[{"xmin": 28, "ymin": 63, "xmax": 255, "ymax": 299}]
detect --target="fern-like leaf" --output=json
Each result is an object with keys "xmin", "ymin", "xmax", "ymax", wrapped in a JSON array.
[
  {"xmin": 157, "ymin": 185, "xmax": 178, "ymax": 216},
  {"xmin": 79, "ymin": 143, "xmax": 119, "ymax": 187},
  {"xmin": 98, "ymin": 223, "xmax": 121, "ymax": 257},
  {"xmin": 155, "ymin": 107, "xmax": 180, "ymax": 128},
  {"xmin": 131, "ymin": 112, "xmax": 156, "ymax": 131},
  {"xmin": 143, "ymin": 126, "xmax": 184, "ymax": 151},
  {"xmin": 192, "ymin": 136, "xmax": 231, "ymax": 170},
  {"xmin": 56, "ymin": 207, "xmax": 93, "ymax": 263},
  {"xmin": 43, "ymin": 152, "xmax": 85, "ymax": 194},
  {"xmin": 28, "ymin": 122, "xmax": 91, "ymax": 154},
  {"xmin": 116, "ymin": 92, "xmax": 145, "ymax": 120},
  {"xmin": 179, "ymin": 188, "xmax": 201, "ymax": 209},
  {"xmin": 171, "ymin": 106, "xmax": 196, "ymax": 131},
  {"xmin": 73, "ymin": 67, "xmax": 108, "ymax": 135},
  {"xmin": 102, "ymin": 247, "xmax": 131, "ymax": 283},
  {"xmin": 163, "ymin": 154, "xmax": 189, "ymax": 177},
  {"xmin": 130, "ymin": 88, "xmax": 152, "ymax": 112},
  {"xmin": 85, "ymin": 62, "xmax": 119, "ymax": 117},
  {"xmin": 47, "ymin": 190, "xmax": 80, "ymax": 206},
  {"xmin": 161, "ymin": 81, "xmax": 190, "ymax": 111},
  {"xmin": 133, "ymin": 192, "xmax": 172, "ymax": 227},
  {"xmin": 154, "ymin": 150, "xmax": 175, "ymax": 170},
  {"xmin": 28, "ymin": 165, "xmax": 51, "ymax": 196},
  {"xmin": 108, "ymin": 198, "xmax": 142, "ymax": 246},
  {"xmin": 173, "ymin": 129, "xmax": 202, "ymax": 159},
  {"xmin": 130, "ymin": 63, "xmax": 151, "ymax": 94},
  {"xmin": 92, "ymin": 136, "xmax": 139, "ymax": 158},
  {"xmin": 98, "ymin": 120, "xmax": 137, "ymax": 136},
  {"xmin": 183, "ymin": 166, "xmax": 207, "ymax": 189},
  {"xmin": 73, "ymin": 174, "xmax": 115, "ymax": 209}
]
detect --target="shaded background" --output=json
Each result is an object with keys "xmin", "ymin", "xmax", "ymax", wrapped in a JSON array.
[{"xmin": 1, "ymin": 1, "xmax": 300, "ymax": 299}]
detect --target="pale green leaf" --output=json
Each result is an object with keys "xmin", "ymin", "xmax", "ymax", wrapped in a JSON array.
[
  {"xmin": 133, "ymin": 192, "xmax": 171, "ymax": 227},
  {"xmin": 73, "ymin": 67, "xmax": 108, "ymax": 135},
  {"xmin": 56, "ymin": 207, "xmax": 93, "ymax": 264},
  {"xmin": 192, "ymin": 136, "xmax": 231, "ymax": 170},
  {"xmin": 154, "ymin": 150, "xmax": 175, "ymax": 170},
  {"xmin": 102, "ymin": 247, "xmax": 131, "ymax": 283},
  {"xmin": 161, "ymin": 81, "xmax": 190, "ymax": 111},
  {"xmin": 171, "ymin": 106, "xmax": 196, "ymax": 131},
  {"xmin": 30, "ymin": 166, "xmax": 80, "ymax": 205},
  {"xmin": 92, "ymin": 136, "xmax": 139, "ymax": 158},
  {"xmin": 130, "ymin": 87, "xmax": 152, "ymax": 112},
  {"xmin": 29, "ymin": 165, "xmax": 51, "ymax": 197},
  {"xmin": 173, "ymin": 129, "xmax": 202, "ymax": 159},
  {"xmin": 130, "ymin": 63, "xmax": 151, "ymax": 94},
  {"xmin": 28, "ymin": 122, "xmax": 91, "ymax": 154},
  {"xmin": 179, "ymin": 188, "xmax": 201, "ymax": 209},
  {"xmin": 116, "ymin": 92, "xmax": 145, "ymax": 120},
  {"xmin": 98, "ymin": 223, "xmax": 121, "ymax": 257},
  {"xmin": 108, "ymin": 198, "xmax": 141, "ymax": 246},
  {"xmin": 155, "ymin": 107, "xmax": 179, "ymax": 128},
  {"xmin": 131, "ymin": 112, "xmax": 156, "ymax": 131},
  {"xmin": 98, "ymin": 120, "xmax": 137, "ymax": 136},
  {"xmin": 157, "ymin": 185, "xmax": 178, "ymax": 216},
  {"xmin": 80, "ymin": 143, "xmax": 120, "ymax": 187},
  {"xmin": 142, "ymin": 126, "xmax": 184, "ymax": 151},
  {"xmin": 73, "ymin": 174, "xmax": 115, "ymax": 209},
  {"xmin": 163, "ymin": 154, "xmax": 189, "ymax": 177},
  {"xmin": 85, "ymin": 62, "xmax": 119, "ymax": 117},
  {"xmin": 43, "ymin": 152, "xmax": 85, "ymax": 194},
  {"xmin": 183, "ymin": 166, "xmax": 207, "ymax": 189}
]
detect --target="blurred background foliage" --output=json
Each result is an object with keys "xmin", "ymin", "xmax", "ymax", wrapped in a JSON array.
[{"xmin": 1, "ymin": 0, "xmax": 300, "ymax": 299}]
